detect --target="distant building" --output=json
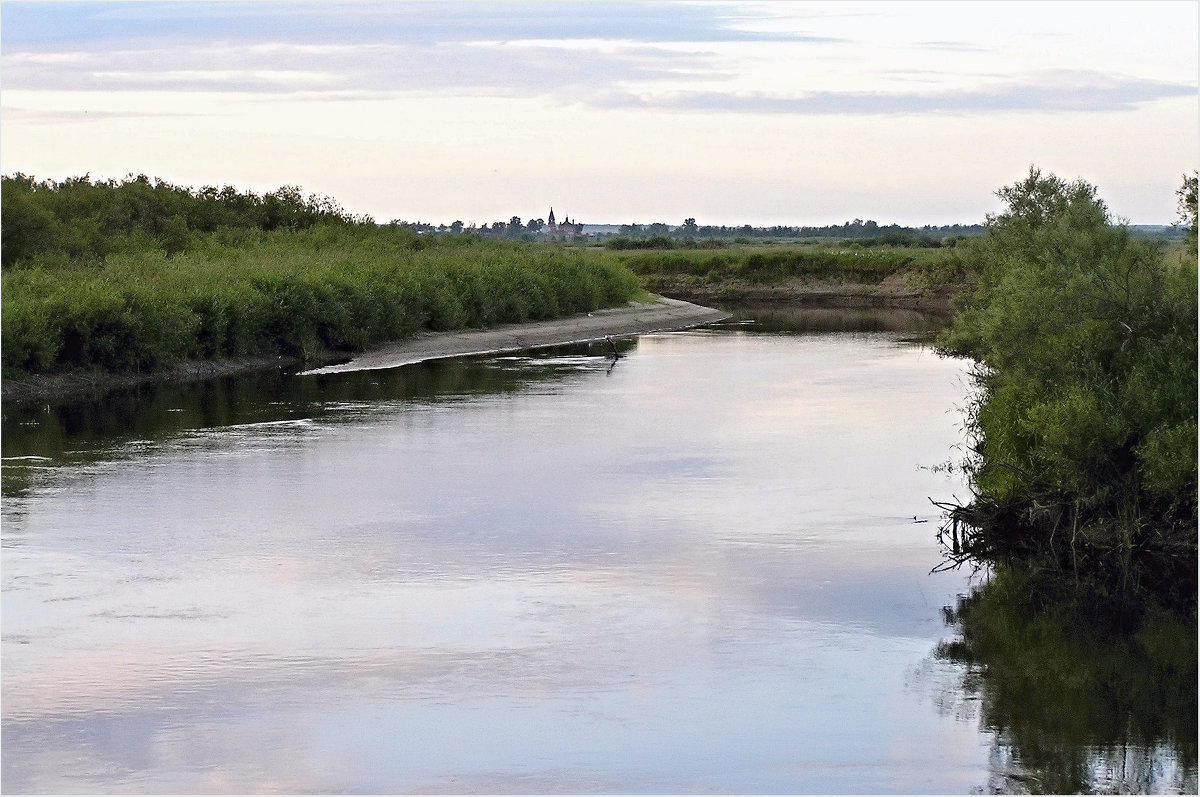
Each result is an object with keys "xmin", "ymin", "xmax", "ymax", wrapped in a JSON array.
[{"xmin": 546, "ymin": 207, "xmax": 583, "ymax": 238}]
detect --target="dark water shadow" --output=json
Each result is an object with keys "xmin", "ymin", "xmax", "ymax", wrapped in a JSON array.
[
  {"xmin": 1, "ymin": 338, "xmax": 637, "ymax": 496},
  {"xmin": 929, "ymin": 566, "xmax": 1197, "ymax": 794}
]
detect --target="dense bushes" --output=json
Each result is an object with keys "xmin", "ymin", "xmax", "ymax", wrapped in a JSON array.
[
  {"xmin": 603, "ymin": 235, "xmax": 732, "ymax": 251},
  {"xmin": 2, "ymin": 223, "xmax": 641, "ymax": 376},
  {"xmin": 939, "ymin": 168, "xmax": 1197, "ymax": 609},
  {"xmin": 604, "ymin": 235, "xmax": 680, "ymax": 250}
]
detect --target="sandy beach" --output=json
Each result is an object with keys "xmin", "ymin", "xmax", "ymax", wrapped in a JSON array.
[{"xmin": 301, "ymin": 296, "xmax": 730, "ymax": 375}]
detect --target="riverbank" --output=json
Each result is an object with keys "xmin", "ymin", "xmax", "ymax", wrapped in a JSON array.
[
  {"xmin": 1, "ymin": 297, "xmax": 729, "ymax": 403},
  {"xmin": 613, "ymin": 242, "xmax": 969, "ymax": 317}
]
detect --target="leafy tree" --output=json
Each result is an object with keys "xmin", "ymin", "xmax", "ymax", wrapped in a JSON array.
[{"xmin": 1, "ymin": 175, "xmax": 60, "ymax": 266}]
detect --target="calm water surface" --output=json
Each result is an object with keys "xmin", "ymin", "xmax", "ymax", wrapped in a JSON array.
[{"xmin": 2, "ymin": 310, "xmax": 1193, "ymax": 793}]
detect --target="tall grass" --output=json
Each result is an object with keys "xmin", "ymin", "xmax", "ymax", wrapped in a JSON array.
[{"xmin": 2, "ymin": 226, "xmax": 640, "ymax": 375}]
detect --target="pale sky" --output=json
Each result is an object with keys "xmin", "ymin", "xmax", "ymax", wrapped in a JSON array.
[{"xmin": 1, "ymin": 1, "xmax": 1196, "ymax": 226}]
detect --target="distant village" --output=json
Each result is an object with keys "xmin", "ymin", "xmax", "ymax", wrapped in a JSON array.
[
  {"xmin": 387, "ymin": 208, "xmax": 586, "ymax": 240},
  {"xmin": 386, "ymin": 209, "xmax": 989, "ymax": 245}
]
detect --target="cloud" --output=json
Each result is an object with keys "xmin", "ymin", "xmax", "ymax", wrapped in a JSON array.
[
  {"xmin": 0, "ymin": 1, "xmax": 834, "ymax": 50},
  {"xmin": 598, "ymin": 70, "xmax": 1198, "ymax": 115},
  {"xmin": 0, "ymin": 107, "xmax": 203, "ymax": 124},
  {"xmin": 1, "ymin": 39, "xmax": 721, "ymax": 97},
  {"xmin": 916, "ymin": 40, "xmax": 988, "ymax": 53}
]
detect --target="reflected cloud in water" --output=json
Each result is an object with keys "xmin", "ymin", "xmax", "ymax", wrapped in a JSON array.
[{"xmin": 3, "ymin": 322, "xmax": 1017, "ymax": 792}]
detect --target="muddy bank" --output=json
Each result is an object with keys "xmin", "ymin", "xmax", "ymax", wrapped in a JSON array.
[
  {"xmin": 302, "ymin": 297, "xmax": 729, "ymax": 375},
  {"xmin": 2, "ymin": 298, "xmax": 728, "ymax": 404}
]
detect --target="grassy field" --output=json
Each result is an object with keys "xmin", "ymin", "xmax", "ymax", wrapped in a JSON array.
[
  {"xmin": 2, "ymin": 224, "xmax": 967, "ymax": 380},
  {"xmin": 0, "ymin": 234, "xmax": 971, "ymax": 380}
]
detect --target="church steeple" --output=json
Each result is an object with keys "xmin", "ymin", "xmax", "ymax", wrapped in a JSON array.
[{"xmin": 548, "ymin": 207, "xmax": 556, "ymax": 226}]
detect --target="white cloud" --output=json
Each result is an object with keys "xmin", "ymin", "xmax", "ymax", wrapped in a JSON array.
[
  {"xmin": 2, "ymin": 40, "xmax": 722, "ymax": 96},
  {"xmin": 610, "ymin": 70, "xmax": 1196, "ymax": 115}
]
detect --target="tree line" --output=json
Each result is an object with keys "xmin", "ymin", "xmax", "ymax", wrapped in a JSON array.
[
  {"xmin": 1, "ymin": 173, "xmax": 373, "ymax": 268},
  {"xmin": 386, "ymin": 216, "xmax": 573, "ymax": 241},
  {"xmin": 616, "ymin": 217, "xmax": 984, "ymax": 244},
  {"xmin": 386, "ymin": 215, "xmax": 986, "ymax": 246}
]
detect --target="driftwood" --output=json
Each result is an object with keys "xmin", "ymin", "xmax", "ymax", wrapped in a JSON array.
[
  {"xmin": 604, "ymin": 335, "xmax": 623, "ymax": 359},
  {"xmin": 928, "ymin": 493, "xmax": 1197, "ymax": 611}
]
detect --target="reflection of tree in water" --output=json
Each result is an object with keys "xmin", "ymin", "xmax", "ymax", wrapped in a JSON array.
[
  {"xmin": 932, "ymin": 566, "xmax": 1197, "ymax": 794},
  {"xmin": 976, "ymin": 732, "xmax": 1194, "ymax": 794}
]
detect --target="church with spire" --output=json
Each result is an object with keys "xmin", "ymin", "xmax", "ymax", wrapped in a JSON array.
[{"xmin": 546, "ymin": 207, "xmax": 583, "ymax": 238}]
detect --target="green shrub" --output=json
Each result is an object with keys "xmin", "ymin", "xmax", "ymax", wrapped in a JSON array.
[{"xmin": 938, "ymin": 168, "xmax": 1197, "ymax": 606}]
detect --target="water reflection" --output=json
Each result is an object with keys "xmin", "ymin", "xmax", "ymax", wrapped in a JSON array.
[
  {"xmin": 932, "ymin": 567, "xmax": 1198, "ymax": 794},
  {"xmin": 8, "ymin": 309, "xmax": 1186, "ymax": 793}
]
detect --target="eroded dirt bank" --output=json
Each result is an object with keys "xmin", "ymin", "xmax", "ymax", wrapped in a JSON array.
[{"xmin": 644, "ymin": 273, "xmax": 964, "ymax": 316}]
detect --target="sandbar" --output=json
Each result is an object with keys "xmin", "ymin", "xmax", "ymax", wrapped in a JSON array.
[{"xmin": 301, "ymin": 297, "xmax": 730, "ymax": 376}]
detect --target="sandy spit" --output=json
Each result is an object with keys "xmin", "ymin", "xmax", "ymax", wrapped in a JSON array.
[{"xmin": 301, "ymin": 297, "xmax": 730, "ymax": 376}]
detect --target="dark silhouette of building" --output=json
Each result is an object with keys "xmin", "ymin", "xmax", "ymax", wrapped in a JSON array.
[{"xmin": 547, "ymin": 207, "xmax": 582, "ymax": 238}]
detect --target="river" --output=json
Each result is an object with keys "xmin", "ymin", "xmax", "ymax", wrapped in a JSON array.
[{"xmin": 2, "ymin": 307, "xmax": 1194, "ymax": 793}]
